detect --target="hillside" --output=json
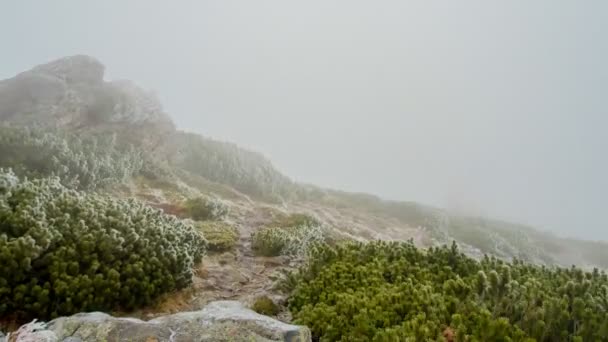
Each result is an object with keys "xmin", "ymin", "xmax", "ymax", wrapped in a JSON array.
[
  {"xmin": 1, "ymin": 56, "xmax": 607, "ymax": 341},
  {"xmin": 0, "ymin": 56, "xmax": 606, "ymax": 268}
]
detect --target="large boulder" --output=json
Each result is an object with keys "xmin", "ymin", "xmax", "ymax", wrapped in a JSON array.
[{"xmin": 6, "ymin": 301, "xmax": 310, "ymax": 342}]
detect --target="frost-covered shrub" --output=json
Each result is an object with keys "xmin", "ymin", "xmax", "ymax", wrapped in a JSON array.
[
  {"xmin": 251, "ymin": 214, "xmax": 327, "ymax": 257},
  {"xmin": 139, "ymin": 155, "xmax": 176, "ymax": 182},
  {"xmin": 0, "ymin": 170, "xmax": 207, "ymax": 321},
  {"xmin": 446, "ymin": 216, "xmax": 556, "ymax": 264},
  {"xmin": 197, "ymin": 221, "xmax": 239, "ymax": 252},
  {"xmin": 282, "ymin": 224, "xmax": 327, "ymax": 257},
  {"xmin": 251, "ymin": 227, "xmax": 290, "ymax": 257},
  {"xmin": 184, "ymin": 196, "xmax": 229, "ymax": 221},
  {"xmin": 169, "ymin": 132, "xmax": 295, "ymax": 202},
  {"xmin": 0, "ymin": 125, "xmax": 148, "ymax": 190}
]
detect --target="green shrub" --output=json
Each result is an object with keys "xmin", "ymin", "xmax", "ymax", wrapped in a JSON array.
[
  {"xmin": 252, "ymin": 296, "xmax": 279, "ymax": 316},
  {"xmin": 0, "ymin": 170, "xmax": 207, "ymax": 321},
  {"xmin": 284, "ymin": 240, "xmax": 608, "ymax": 341},
  {"xmin": 197, "ymin": 221, "xmax": 239, "ymax": 252},
  {"xmin": 184, "ymin": 196, "xmax": 229, "ymax": 221},
  {"xmin": 251, "ymin": 214, "xmax": 327, "ymax": 257}
]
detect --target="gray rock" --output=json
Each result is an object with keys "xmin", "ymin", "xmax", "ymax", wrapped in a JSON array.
[
  {"xmin": 61, "ymin": 338, "xmax": 83, "ymax": 342},
  {"xmin": 1, "ymin": 320, "xmax": 57, "ymax": 342},
  {"xmin": 149, "ymin": 301, "xmax": 309, "ymax": 341},
  {"xmin": 10, "ymin": 301, "xmax": 310, "ymax": 342},
  {"xmin": 0, "ymin": 55, "xmax": 175, "ymax": 147},
  {"xmin": 30, "ymin": 55, "xmax": 105, "ymax": 85}
]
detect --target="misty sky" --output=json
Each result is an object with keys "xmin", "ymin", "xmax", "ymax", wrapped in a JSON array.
[{"xmin": 1, "ymin": 1, "xmax": 607, "ymax": 240}]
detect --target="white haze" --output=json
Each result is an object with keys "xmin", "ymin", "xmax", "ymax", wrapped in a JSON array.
[{"xmin": 1, "ymin": 1, "xmax": 607, "ymax": 240}]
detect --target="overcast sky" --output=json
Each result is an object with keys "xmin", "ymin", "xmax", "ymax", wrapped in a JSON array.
[{"xmin": 1, "ymin": 1, "xmax": 607, "ymax": 240}]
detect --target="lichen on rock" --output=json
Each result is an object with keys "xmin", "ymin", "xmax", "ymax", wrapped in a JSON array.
[{"xmin": 7, "ymin": 301, "xmax": 310, "ymax": 342}]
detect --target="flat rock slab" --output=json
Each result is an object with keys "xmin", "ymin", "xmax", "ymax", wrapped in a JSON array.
[{"xmin": 8, "ymin": 301, "xmax": 310, "ymax": 342}]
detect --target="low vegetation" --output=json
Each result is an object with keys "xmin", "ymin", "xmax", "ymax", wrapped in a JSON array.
[
  {"xmin": 169, "ymin": 132, "xmax": 295, "ymax": 202},
  {"xmin": 0, "ymin": 170, "xmax": 207, "ymax": 321},
  {"xmin": 266, "ymin": 213, "xmax": 321, "ymax": 229},
  {"xmin": 252, "ymin": 295, "xmax": 280, "ymax": 316},
  {"xmin": 184, "ymin": 196, "xmax": 229, "ymax": 221},
  {"xmin": 284, "ymin": 240, "xmax": 608, "ymax": 341},
  {"xmin": 251, "ymin": 226, "xmax": 293, "ymax": 257},
  {"xmin": 251, "ymin": 214, "xmax": 327, "ymax": 257},
  {"xmin": 445, "ymin": 217, "xmax": 555, "ymax": 264},
  {"xmin": 196, "ymin": 221, "xmax": 239, "ymax": 252}
]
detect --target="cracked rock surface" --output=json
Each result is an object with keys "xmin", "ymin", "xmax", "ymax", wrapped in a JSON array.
[{"xmin": 8, "ymin": 301, "xmax": 310, "ymax": 342}]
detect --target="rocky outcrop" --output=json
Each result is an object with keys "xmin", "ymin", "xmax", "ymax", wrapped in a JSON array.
[
  {"xmin": 6, "ymin": 301, "xmax": 310, "ymax": 342},
  {"xmin": 0, "ymin": 55, "xmax": 175, "ymax": 148},
  {"xmin": 29, "ymin": 55, "xmax": 105, "ymax": 84}
]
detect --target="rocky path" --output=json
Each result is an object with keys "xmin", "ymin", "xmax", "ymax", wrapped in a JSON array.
[
  {"xmin": 127, "ymin": 218, "xmax": 294, "ymax": 322},
  {"xmin": 123, "ymin": 184, "xmax": 428, "ymax": 323}
]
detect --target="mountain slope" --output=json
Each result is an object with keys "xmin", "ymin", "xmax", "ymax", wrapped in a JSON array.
[{"xmin": 0, "ymin": 55, "xmax": 606, "ymax": 269}]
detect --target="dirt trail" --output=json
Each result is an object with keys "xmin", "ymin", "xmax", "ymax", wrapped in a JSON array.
[
  {"xmin": 128, "ymin": 207, "xmax": 295, "ymax": 321},
  {"xmin": 124, "ymin": 186, "xmax": 428, "ymax": 321}
]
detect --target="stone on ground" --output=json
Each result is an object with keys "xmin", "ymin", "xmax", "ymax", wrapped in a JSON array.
[{"xmin": 7, "ymin": 301, "xmax": 310, "ymax": 342}]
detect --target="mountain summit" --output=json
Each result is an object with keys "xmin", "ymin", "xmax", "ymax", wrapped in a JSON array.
[{"xmin": 0, "ymin": 55, "xmax": 174, "ymax": 146}]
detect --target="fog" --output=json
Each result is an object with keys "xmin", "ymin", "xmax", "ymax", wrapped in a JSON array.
[{"xmin": 2, "ymin": 1, "xmax": 607, "ymax": 240}]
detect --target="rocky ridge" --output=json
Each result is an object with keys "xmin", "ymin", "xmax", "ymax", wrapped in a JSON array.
[{"xmin": 0, "ymin": 55, "xmax": 174, "ymax": 147}]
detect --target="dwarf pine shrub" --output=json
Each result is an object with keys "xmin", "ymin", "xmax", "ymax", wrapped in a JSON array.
[
  {"xmin": 284, "ymin": 240, "xmax": 608, "ymax": 341},
  {"xmin": 170, "ymin": 132, "xmax": 295, "ymax": 202},
  {"xmin": 269, "ymin": 213, "xmax": 321, "ymax": 229},
  {"xmin": 184, "ymin": 196, "xmax": 229, "ymax": 221},
  {"xmin": 0, "ymin": 125, "xmax": 151, "ymax": 190},
  {"xmin": 251, "ymin": 213, "xmax": 327, "ymax": 257},
  {"xmin": 0, "ymin": 170, "xmax": 207, "ymax": 321},
  {"xmin": 251, "ymin": 227, "xmax": 291, "ymax": 257}
]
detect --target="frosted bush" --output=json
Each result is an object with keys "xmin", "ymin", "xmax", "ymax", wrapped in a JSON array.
[
  {"xmin": 184, "ymin": 196, "xmax": 229, "ymax": 221},
  {"xmin": 0, "ymin": 125, "xmax": 170, "ymax": 190},
  {"xmin": 251, "ymin": 214, "xmax": 328, "ymax": 257},
  {"xmin": 0, "ymin": 170, "xmax": 207, "ymax": 321},
  {"xmin": 251, "ymin": 227, "xmax": 290, "ymax": 257},
  {"xmin": 170, "ymin": 132, "xmax": 295, "ymax": 201},
  {"xmin": 283, "ymin": 224, "xmax": 327, "ymax": 258}
]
